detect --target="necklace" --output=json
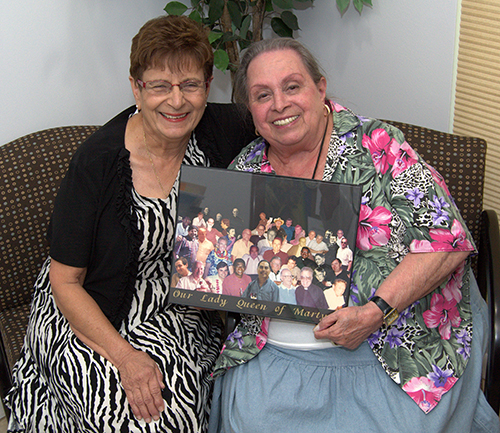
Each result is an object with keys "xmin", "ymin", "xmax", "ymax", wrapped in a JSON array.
[
  {"xmin": 311, "ymin": 115, "xmax": 330, "ymax": 180},
  {"xmin": 143, "ymin": 127, "xmax": 168, "ymax": 198}
]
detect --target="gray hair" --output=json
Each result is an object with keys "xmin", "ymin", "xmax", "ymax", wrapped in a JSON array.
[{"xmin": 233, "ymin": 37, "xmax": 326, "ymax": 106}]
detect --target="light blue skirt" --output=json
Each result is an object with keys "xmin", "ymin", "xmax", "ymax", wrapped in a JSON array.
[{"xmin": 209, "ymin": 272, "xmax": 500, "ymax": 433}]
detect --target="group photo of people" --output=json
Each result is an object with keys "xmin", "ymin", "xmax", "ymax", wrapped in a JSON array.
[{"xmin": 172, "ymin": 165, "xmax": 361, "ymax": 313}]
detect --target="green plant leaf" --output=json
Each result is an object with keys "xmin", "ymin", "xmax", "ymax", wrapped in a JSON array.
[
  {"xmin": 353, "ymin": 0, "xmax": 368, "ymax": 12},
  {"xmin": 214, "ymin": 49, "xmax": 230, "ymax": 71},
  {"xmin": 265, "ymin": 0, "xmax": 274, "ymax": 12},
  {"xmin": 227, "ymin": 1, "xmax": 243, "ymax": 28},
  {"xmin": 164, "ymin": 1, "xmax": 188, "ymax": 15},
  {"xmin": 208, "ymin": 30, "xmax": 224, "ymax": 44},
  {"xmin": 240, "ymin": 15, "xmax": 252, "ymax": 39},
  {"xmin": 272, "ymin": 0, "xmax": 294, "ymax": 10},
  {"xmin": 271, "ymin": 17, "xmax": 293, "ymax": 37},
  {"xmin": 280, "ymin": 11, "xmax": 299, "ymax": 30},
  {"xmin": 189, "ymin": 9, "xmax": 203, "ymax": 23},
  {"xmin": 336, "ymin": 0, "xmax": 350, "ymax": 14},
  {"xmin": 208, "ymin": 0, "xmax": 225, "ymax": 24}
]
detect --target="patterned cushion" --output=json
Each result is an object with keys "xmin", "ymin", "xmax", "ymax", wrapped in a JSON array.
[
  {"xmin": 0, "ymin": 304, "xmax": 31, "ymax": 374},
  {"xmin": 0, "ymin": 125, "xmax": 100, "ymax": 372}
]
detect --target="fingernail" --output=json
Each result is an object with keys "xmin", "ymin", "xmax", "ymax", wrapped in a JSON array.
[
  {"xmin": 313, "ymin": 324, "xmax": 320, "ymax": 332},
  {"xmin": 145, "ymin": 417, "xmax": 152, "ymax": 423},
  {"xmin": 153, "ymin": 415, "xmax": 160, "ymax": 421}
]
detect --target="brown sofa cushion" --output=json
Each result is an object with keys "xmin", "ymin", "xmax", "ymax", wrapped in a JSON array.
[{"xmin": 0, "ymin": 125, "xmax": 99, "ymax": 373}]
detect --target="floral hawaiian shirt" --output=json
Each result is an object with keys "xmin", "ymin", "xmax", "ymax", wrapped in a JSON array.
[{"xmin": 213, "ymin": 103, "xmax": 476, "ymax": 414}]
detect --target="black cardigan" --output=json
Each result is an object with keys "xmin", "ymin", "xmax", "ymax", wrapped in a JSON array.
[{"xmin": 49, "ymin": 104, "xmax": 255, "ymax": 328}]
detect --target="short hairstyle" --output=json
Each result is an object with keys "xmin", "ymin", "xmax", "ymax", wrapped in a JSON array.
[
  {"xmin": 301, "ymin": 267, "xmax": 314, "ymax": 277},
  {"xmin": 175, "ymin": 257, "xmax": 188, "ymax": 266},
  {"xmin": 287, "ymin": 256, "xmax": 297, "ymax": 264},
  {"xmin": 233, "ymin": 258, "xmax": 246, "ymax": 268},
  {"xmin": 234, "ymin": 38, "xmax": 326, "ymax": 107},
  {"xmin": 130, "ymin": 15, "xmax": 213, "ymax": 82},
  {"xmin": 216, "ymin": 261, "xmax": 229, "ymax": 270}
]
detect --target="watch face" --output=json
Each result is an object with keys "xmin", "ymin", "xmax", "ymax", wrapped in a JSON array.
[{"xmin": 385, "ymin": 308, "xmax": 399, "ymax": 326}]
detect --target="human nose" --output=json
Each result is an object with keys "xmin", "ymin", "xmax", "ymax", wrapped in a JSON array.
[
  {"xmin": 271, "ymin": 90, "xmax": 289, "ymax": 112},
  {"xmin": 166, "ymin": 85, "xmax": 185, "ymax": 108}
]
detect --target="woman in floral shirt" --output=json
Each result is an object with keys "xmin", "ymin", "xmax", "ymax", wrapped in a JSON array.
[{"xmin": 208, "ymin": 38, "xmax": 499, "ymax": 433}]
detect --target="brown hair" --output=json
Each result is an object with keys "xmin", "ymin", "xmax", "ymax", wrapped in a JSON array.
[
  {"xmin": 130, "ymin": 15, "xmax": 213, "ymax": 81},
  {"xmin": 233, "ymin": 37, "xmax": 326, "ymax": 106}
]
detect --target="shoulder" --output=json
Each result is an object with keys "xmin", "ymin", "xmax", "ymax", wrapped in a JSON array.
[
  {"xmin": 71, "ymin": 106, "xmax": 134, "ymax": 168},
  {"xmin": 228, "ymin": 138, "xmax": 267, "ymax": 170}
]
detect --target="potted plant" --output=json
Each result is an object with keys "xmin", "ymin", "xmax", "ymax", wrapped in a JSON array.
[{"xmin": 164, "ymin": 0, "xmax": 372, "ymax": 81}]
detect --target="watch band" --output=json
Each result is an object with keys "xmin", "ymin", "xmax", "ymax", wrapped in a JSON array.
[{"xmin": 370, "ymin": 295, "xmax": 399, "ymax": 326}]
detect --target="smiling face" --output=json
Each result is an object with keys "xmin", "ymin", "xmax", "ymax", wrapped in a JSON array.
[
  {"xmin": 175, "ymin": 259, "xmax": 189, "ymax": 276},
  {"xmin": 250, "ymin": 245, "xmax": 259, "ymax": 258},
  {"xmin": 331, "ymin": 259, "xmax": 342, "ymax": 273},
  {"xmin": 131, "ymin": 57, "xmax": 210, "ymax": 148},
  {"xmin": 246, "ymin": 49, "xmax": 327, "ymax": 152},
  {"xmin": 257, "ymin": 261, "xmax": 271, "ymax": 280},
  {"xmin": 193, "ymin": 261, "xmax": 205, "ymax": 279},
  {"xmin": 234, "ymin": 261, "xmax": 245, "ymax": 277},
  {"xmin": 300, "ymin": 269, "xmax": 313, "ymax": 289},
  {"xmin": 217, "ymin": 238, "xmax": 228, "ymax": 252},
  {"xmin": 217, "ymin": 264, "xmax": 229, "ymax": 279},
  {"xmin": 272, "ymin": 238, "xmax": 282, "ymax": 253}
]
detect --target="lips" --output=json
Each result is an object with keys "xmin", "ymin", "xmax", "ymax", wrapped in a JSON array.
[
  {"xmin": 160, "ymin": 112, "xmax": 188, "ymax": 120},
  {"xmin": 272, "ymin": 115, "xmax": 299, "ymax": 126}
]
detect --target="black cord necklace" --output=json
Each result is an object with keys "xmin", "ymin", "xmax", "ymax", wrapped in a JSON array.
[{"xmin": 311, "ymin": 115, "xmax": 330, "ymax": 180}]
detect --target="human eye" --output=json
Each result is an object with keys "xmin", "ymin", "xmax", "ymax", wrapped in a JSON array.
[
  {"xmin": 148, "ymin": 81, "xmax": 171, "ymax": 93},
  {"xmin": 181, "ymin": 80, "xmax": 204, "ymax": 92},
  {"xmin": 285, "ymin": 82, "xmax": 300, "ymax": 94},
  {"xmin": 252, "ymin": 90, "xmax": 271, "ymax": 103}
]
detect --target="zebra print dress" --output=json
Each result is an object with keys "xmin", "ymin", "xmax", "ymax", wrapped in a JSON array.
[{"xmin": 7, "ymin": 142, "xmax": 223, "ymax": 432}]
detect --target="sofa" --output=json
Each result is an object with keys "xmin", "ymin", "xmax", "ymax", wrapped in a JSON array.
[{"xmin": 0, "ymin": 120, "xmax": 498, "ymax": 416}]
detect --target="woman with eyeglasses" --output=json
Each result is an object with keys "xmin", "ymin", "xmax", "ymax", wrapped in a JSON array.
[{"xmin": 6, "ymin": 15, "xmax": 254, "ymax": 433}]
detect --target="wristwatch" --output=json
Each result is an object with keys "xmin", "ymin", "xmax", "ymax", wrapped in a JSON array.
[{"xmin": 370, "ymin": 296, "xmax": 399, "ymax": 326}]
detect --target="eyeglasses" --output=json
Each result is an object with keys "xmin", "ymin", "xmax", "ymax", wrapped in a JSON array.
[{"xmin": 136, "ymin": 78, "xmax": 211, "ymax": 95}]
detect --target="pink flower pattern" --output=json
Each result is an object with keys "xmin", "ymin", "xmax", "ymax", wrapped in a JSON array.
[
  {"xmin": 428, "ymin": 219, "xmax": 474, "ymax": 251},
  {"xmin": 403, "ymin": 376, "xmax": 457, "ymax": 413},
  {"xmin": 356, "ymin": 204, "xmax": 392, "ymax": 250},
  {"xmin": 362, "ymin": 129, "xmax": 417, "ymax": 177},
  {"xmin": 422, "ymin": 293, "xmax": 461, "ymax": 339}
]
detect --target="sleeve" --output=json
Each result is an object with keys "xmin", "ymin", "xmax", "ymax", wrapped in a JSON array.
[
  {"xmin": 48, "ymin": 146, "xmax": 102, "ymax": 268},
  {"xmin": 357, "ymin": 120, "xmax": 476, "ymax": 255}
]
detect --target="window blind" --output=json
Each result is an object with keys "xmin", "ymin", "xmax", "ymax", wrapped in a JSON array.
[{"xmin": 453, "ymin": 0, "xmax": 500, "ymax": 218}]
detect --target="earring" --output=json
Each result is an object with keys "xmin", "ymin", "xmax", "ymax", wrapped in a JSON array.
[
  {"xmin": 255, "ymin": 129, "xmax": 261, "ymax": 136},
  {"xmin": 324, "ymin": 103, "xmax": 331, "ymax": 116}
]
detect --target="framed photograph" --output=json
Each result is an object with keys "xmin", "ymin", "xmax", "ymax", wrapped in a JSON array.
[{"xmin": 168, "ymin": 165, "xmax": 362, "ymax": 323}]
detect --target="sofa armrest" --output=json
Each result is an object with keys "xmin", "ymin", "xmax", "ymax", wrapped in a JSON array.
[{"xmin": 477, "ymin": 209, "xmax": 500, "ymax": 413}]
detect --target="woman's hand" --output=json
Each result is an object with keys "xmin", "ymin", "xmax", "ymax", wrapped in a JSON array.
[
  {"xmin": 50, "ymin": 259, "xmax": 165, "ymax": 422},
  {"xmin": 115, "ymin": 348, "xmax": 165, "ymax": 423},
  {"xmin": 314, "ymin": 303, "xmax": 382, "ymax": 349},
  {"xmin": 314, "ymin": 251, "xmax": 470, "ymax": 349}
]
